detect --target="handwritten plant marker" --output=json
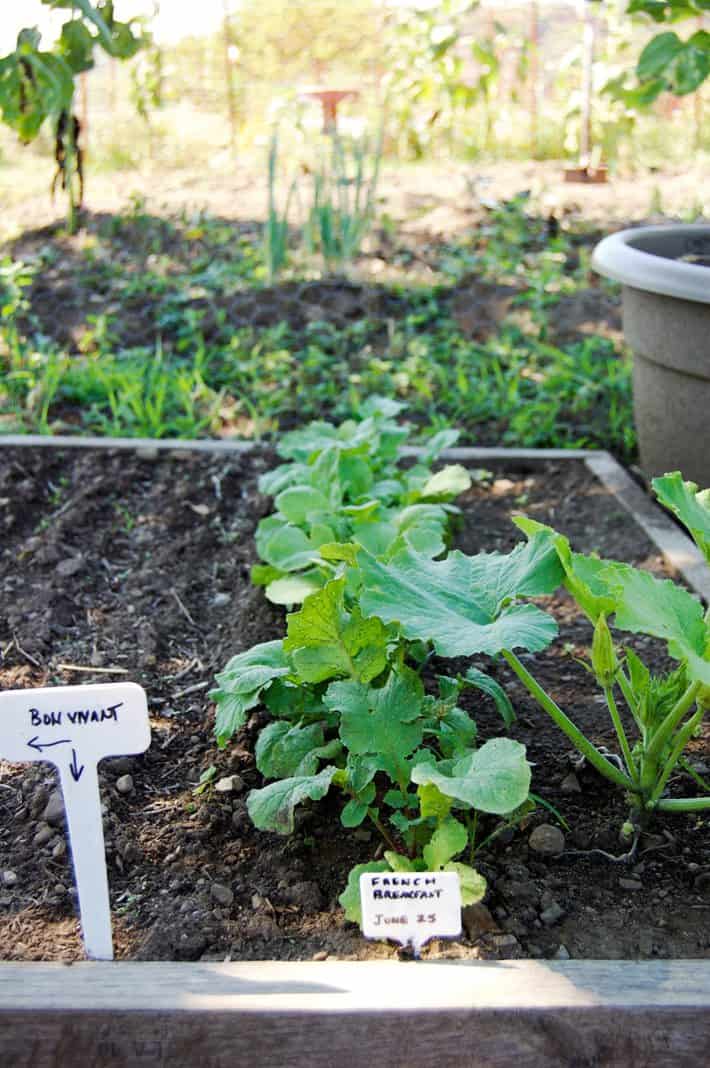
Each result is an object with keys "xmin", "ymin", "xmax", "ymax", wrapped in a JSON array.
[
  {"xmin": 0, "ymin": 682, "xmax": 150, "ymax": 961},
  {"xmin": 359, "ymin": 871, "xmax": 462, "ymax": 955}
]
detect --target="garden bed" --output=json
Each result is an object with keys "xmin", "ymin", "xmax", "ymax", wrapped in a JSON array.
[{"xmin": 1, "ymin": 439, "xmax": 709, "ymax": 968}]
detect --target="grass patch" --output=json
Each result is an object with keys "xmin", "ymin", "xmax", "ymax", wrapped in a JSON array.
[{"xmin": 0, "ymin": 195, "xmax": 634, "ymax": 459}]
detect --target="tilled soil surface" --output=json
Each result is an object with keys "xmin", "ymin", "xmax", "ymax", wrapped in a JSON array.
[{"xmin": 1, "ymin": 445, "xmax": 709, "ymax": 963}]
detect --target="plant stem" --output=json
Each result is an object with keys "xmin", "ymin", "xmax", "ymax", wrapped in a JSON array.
[
  {"xmin": 367, "ymin": 808, "xmax": 399, "ymax": 854},
  {"xmin": 641, "ymin": 680, "xmax": 701, "ymax": 791},
  {"xmin": 654, "ymin": 795, "xmax": 710, "ymax": 813},
  {"xmin": 604, "ymin": 684, "xmax": 638, "ymax": 785},
  {"xmin": 503, "ymin": 650, "xmax": 633, "ymax": 790},
  {"xmin": 617, "ymin": 668, "xmax": 645, "ymax": 736},
  {"xmin": 649, "ymin": 707, "xmax": 705, "ymax": 806}
]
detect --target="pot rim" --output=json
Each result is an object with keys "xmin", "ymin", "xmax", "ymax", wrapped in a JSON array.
[{"xmin": 592, "ymin": 224, "xmax": 710, "ymax": 305}]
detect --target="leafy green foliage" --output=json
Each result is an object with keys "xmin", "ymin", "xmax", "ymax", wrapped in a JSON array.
[
  {"xmin": 357, "ymin": 535, "xmax": 562, "ymax": 658},
  {"xmin": 254, "ymin": 399, "xmax": 472, "ymax": 603},
  {"xmin": 504, "ymin": 507, "xmax": 710, "ymax": 821},
  {"xmin": 214, "ymin": 410, "xmax": 537, "ymax": 921},
  {"xmin": 210, "ymin": 641, "xmax": 290, "ymax": 747},
  {"xmin": 652, "ymin": 472, "xmax": 710, "ymax": 565},
  {"xmin": 412, "ymin": 739, "xmax": 532, "ymax": 816},
  {"xmin": 622, "ymin": 0, "xmax": 710, "ymax": 102},
  {"xmin": 1, "ymin": 197, "xmax": 633, "ymax": 460}
]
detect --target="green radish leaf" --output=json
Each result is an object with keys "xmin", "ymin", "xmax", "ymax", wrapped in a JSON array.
[
  {"xmin": 339, "ymin": 860, "xmax": 390, "ymax": 923},
  {"xmin": 340, "ymin": 798, "xmax": 369, "ymax": 828},
  {"xmin": 420, "ymin": 428, "xmax": 460, "ymax": 464},
  {"xmin": 419, "ymin": 464, "xmax": 472, "ymax": 501},
  {"xmin": 257, "ymin": 519, "xmax": 318, "ymax": 572},
  {"xmin": 445, "ymin": 862, "xmax": 487, "ymax": 906},
  {"xmin": 383, "ymin": 851, "xmax": 418, "ymax": 872},
  {"xmin": 328, "ymin": 665, "xmax": 425, "ymax": 762},
  {"xmin": 418, "ymin": 782, "xmax": 453, "ymax": 820},
  {"xmin": 284, "ymin": 577, "xmax": 388, "ymax": 684},
  {"xmin": 423, "ymin": 816, "xmax": 468, "ymax": 869},
  {"xmin": 247, "ymin": 766, "xmax": 338, "ymax": 834},
  {"xmin": 412, "ymin": 737, "xmax": 531, "ymax": 816},
  {"xmin": 251, "ymin": 563, "xmax": 284, "ymax": 587},
  {"xmin": 211, "ymin": 641, "xmax": 290, "ymax": 746},
  {"xmin": 275, "ymin": 485, "xmax": 332, "ymax": 524},
  {"xmin": 255, "ymin": 721, "xmax": 334, "ymax": 779},
  {"xmin": 265, "ymin": 572, "xmax": 323, "ymax": 606}
]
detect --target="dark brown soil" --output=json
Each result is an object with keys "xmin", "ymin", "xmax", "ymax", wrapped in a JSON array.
[{"xmin": 1, "ymin": 446, "xmax": 709, "ymax": 964}]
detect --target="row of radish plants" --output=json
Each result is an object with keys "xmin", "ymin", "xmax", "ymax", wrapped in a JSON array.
[{"xmin": 210, "ymin": 399, "xmax": 710, "ymax": 923}]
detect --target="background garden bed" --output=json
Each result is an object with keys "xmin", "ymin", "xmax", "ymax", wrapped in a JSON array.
[{"xmin": 1, "ymin": 442, "xmax": 709, "ymax": 965}]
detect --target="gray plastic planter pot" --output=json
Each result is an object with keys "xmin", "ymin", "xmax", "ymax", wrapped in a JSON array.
[{"xmin": 592, "ymin": 225, "xmax": 710, "ymax": 484}]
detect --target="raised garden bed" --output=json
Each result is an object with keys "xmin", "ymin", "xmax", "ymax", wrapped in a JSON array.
[{"xmin": 1, "ymin": 437, "xmax": 710, "ymax": 1062}]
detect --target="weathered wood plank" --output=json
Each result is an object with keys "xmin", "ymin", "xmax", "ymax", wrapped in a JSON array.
[
  {"xmin": 1, "ymin": 961, "xmax": 710, "ymax": 1067},
  {"xmin": 0, "ymin": 434, "xmax": 597, "ymax": 460}
]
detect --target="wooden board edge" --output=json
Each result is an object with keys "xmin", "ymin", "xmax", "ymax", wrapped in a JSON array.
[{"xmin": 585, "ymin": 452, "xmax": 710, "ymax": 603}]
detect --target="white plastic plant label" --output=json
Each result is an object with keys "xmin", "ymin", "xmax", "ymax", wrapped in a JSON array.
[
  {"xmin": 359, "ymin": 871, "xmax": 462, "ymax": 954},
  {"xmin": 0, "ymin": 682, "xmax": 150, "ymax": 961}
]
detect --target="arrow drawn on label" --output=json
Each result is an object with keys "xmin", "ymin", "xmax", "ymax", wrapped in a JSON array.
[
  {"xmin": 27, "ymin": 736, "xmax": 72, "ymax": 753},
  {"xmin": 69, "ymin": 748, "xmax": 85, "ymax": 783}
]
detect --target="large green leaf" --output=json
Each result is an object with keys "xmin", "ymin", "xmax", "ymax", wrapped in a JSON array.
[
  {"xmin": 419, "ymin": 464, "xmax": 472, "ymax": 501},
  {"xmin": 445, "ymin": 862, "xmax": 487, "ymax": 906},
  {"xmin": 247, "ymin": 766, "xmax": 338, "ymax": 834},
  {"xmin": 352, "ymin": 503, "xmax": 450, "ymax": 560},
  {"xmin": 422, "ymin": 816, "xmax": 468, "ymax": 869},
  {"xmin": 255, "ymin": 518, "xmax": 319, "ymax": 572},
  {"xmin": 211, "ymin": 641, "xmax": 290, "ymax": 746},
  {"xmin": 514, "ymin": 516, "xmax": 617, "ymax": 622},
  {"xmin": 275, "ymin": 485, "xmax": 332, "ymax": 524},
  {"xmin": 327, "ymin": 665, "xmax": 425, "ymax": 762},
  {"xmin": 255, "ymin": 721, "xmax": 340, "ymax": 779},
  {"xmin": 265, "ymin": 572, "xmax": 323, "ymax": 606},
  {"xmin": 284, "ymin": 577, "xmax": 388, "ymax": 684},
  {"xmin": 339, "ymin": 860, "xmax": 390, "ymax": 923},
  {"xmin": 358, "ymin": 542, "xmax": 560, "ymax": 658},
  {"xmin": 653, "ymin": 471, "xmax": 710, "ymax": 563},
  {"xmin": 412, "ymin": 737, "xmax": 531, "ymax": 815},
  {"xmin": 637, "ymin": 30, "xmax": 684, "ymax": 79},
  {"xmin": 600, "ymin": 563, "xmax": 710, "ymax": 684}
]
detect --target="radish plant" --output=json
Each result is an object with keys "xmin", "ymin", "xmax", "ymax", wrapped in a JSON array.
[{"xmin": 252, "ymin": 397, "xmax": 473, "ymax": 605}]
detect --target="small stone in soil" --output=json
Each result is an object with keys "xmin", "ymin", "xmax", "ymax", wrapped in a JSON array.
[
  {"xmin": 554, "ymin": 945, "xmax": 571, "ymax": 960},
  {"xmin": 560, "ymin": 772, "xmax": 582, "ymax": 794},
  {"xmin": 528, "ymin": 824, "xmax": 565, "ymax": 856},
  {"xmin": 619, "ymin": 878, "xmax": 643, "ymax": 891},
  {"xmin": 312, "ymin": 951, "xmax": 328, "ymax": 962},
  {"xmin": 51, "ymin": 840, "xmax": 66, "ymax": 859},
  {"xmin": 211, "ymin": 883, "xmax": 234, "ymax": 907},
  {"xmin": 33, "ymin": 824, "xmax": 55, "ymax": 847},
  {"xmin": 56, "ymin": 555, "xmax": 84, "ymax": 578},
  {"xmin": 462, "ymin": 903, "xmax": 499, "ymax": 940},
  {"xmin": 215, "ymin": 775, "xmax": 244, "ymax": 794},
  {"xmin": 42, "ymin": 789, "xmax": 65, "ymax": 827},
  {"xmin": 116, "ymin": 774, "xmax": 134, "ymax": 795},
  {"xmin": 694, "ymin": 872, "xmax": 710, "ymax": 893},
  {"xmin": 540, "ymin": 902, "xmax": 565, "ymax": 926},
  {"xmin": 1, "ymin": 871, "xmax": 18, "ymax": 888},
  {"xmin": 212, "ymin": 593, "xmax": 231, "ymax": 608}
]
